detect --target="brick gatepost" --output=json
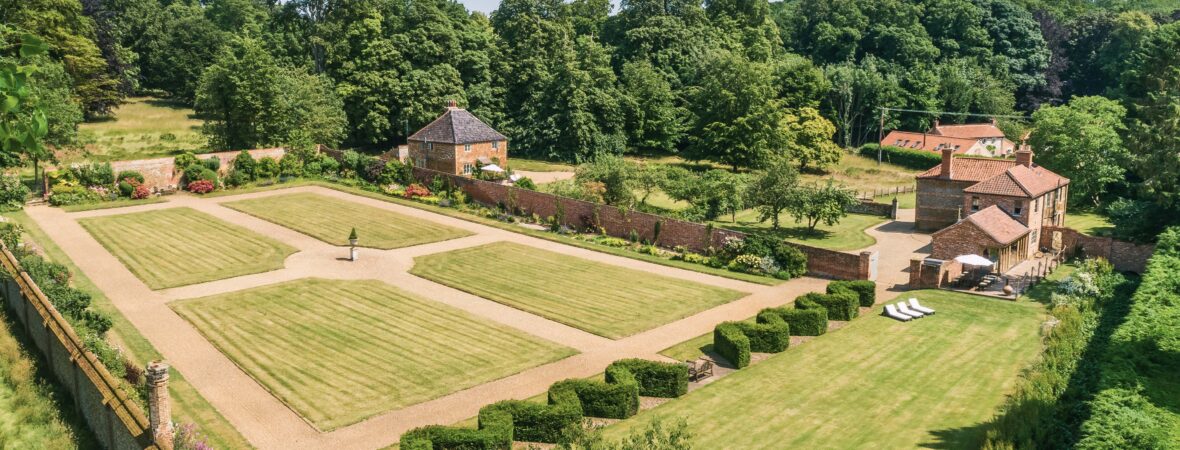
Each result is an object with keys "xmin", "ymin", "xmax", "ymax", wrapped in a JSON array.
[{"xmin": 146, "ymin": 361, "xmax": 174, "ymax": 450}]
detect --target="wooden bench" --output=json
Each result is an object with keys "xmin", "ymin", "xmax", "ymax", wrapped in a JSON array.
[{"xmin": 686, "ymin": 358, "xmax": 714, "ymax": 382}]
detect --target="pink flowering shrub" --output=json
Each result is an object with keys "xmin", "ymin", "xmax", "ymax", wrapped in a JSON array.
[
  {"xmin": 132, "ymin": 184, "xmax": 151, "ymax": 199},
  {"xmin": 403, "ymin": 183, "xmax": 430, "ymax": 199},
  {"xmin": 173, "ymin": 423, "xmax": 213, "ymax": 450},
  {"xmin": 187, "ymin": 180, "xmax": 215, "ymax": 194}
]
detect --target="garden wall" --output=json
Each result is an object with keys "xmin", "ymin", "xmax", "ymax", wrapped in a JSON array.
[
  {"xmin": 0, "ymin": 247, "xmax": 158, "ymax": 450},
  {"xmin": 847, "ymin": 199, "xmax": 896, "ymax": 218},
  {"xmin": 109, "ymin": 147, "xmax": 287, "ymax": 190},
  {"xmin": 410, "ymin": 167, "xmax": 876, "ymax": 280},
  {"xmin": 1039, "ymin": 226, "xmax": 1155, "ymax": 273}
]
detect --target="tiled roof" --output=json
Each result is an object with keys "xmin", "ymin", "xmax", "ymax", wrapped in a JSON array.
[
  {"xmin": 934, "ymin": 205, "xmax": 1029, "ymax": 245},
  {"xmin": 917, "ymin": 157, "xmax": 1015, "ymax": 181},
  {"xmin": 962, "ymin": 164, "xmax": 1069, "ymax": 198},
  {"xmin": 409, "ymin": 107, "xmax": 507, "ymax": 144},
  {"xmin": 933, "ymin": 123, "xmax": 1005, "ymax": 139},
  {"xmin": 880, "ymin": 131, "xmax": 977, "ymax": 153}
]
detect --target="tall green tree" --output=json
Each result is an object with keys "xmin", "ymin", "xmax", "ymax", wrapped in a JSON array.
[
  {"xmin": 823, "ymin": 56, "xmax": 903, "ymax": 148},
  {"xmin": 1028, "ymin": 96, "xmax": 1127, "ymax": 207},
  {"xmin": 620, "ymin": 60, "xmax": 686, "ymax": 154},
  {"xmin": 195, "ymin": 38, "xmax": 346, "ymax": 150},
  {"xmin": 785, "ymin": 179, "xmax": 858, "ymax": 232},
  {"xmin": 684, "ymin": 50, "xmax": 788, "ymax": 170},
  {"xmin": 1121, "ymin": 22, "xmax": 1180, "ymax": 209},
  {"xmin": 0, "ymin": 32, "xmax": 52, "ymax": 182},
  {"xmin": 745, "ymin": 156, "xmax": 799, "ymax": 230},
  {"xmin": 783, "ymin": 107, "xmax": 841, "ymax": 173}
]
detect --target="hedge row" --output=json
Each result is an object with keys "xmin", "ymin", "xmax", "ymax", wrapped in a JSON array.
[
  {"xmin": 1075, "ymin": 228, "xmax": 1180, "ymax": 448},
  {"xmin": 758, "ymin": 306, "xmax": 827, "ymax": 336},
  {"xmin": 828, "ymin": 280, "xmax": 876, "ymax": 307},
  {"xmin": 399, "ymin": 359, "xmax": 688, "ymax": 448},
  {"xmin": 796, "ymin": 291, "xmax": 859, "ymax": 321},
  {"xmin": 714, "ymin": 314, "xmax": 791, "ymax": 369},
  {"xmin": 858, "ymin": 144, "xmax": 943, "ymax": 170}
]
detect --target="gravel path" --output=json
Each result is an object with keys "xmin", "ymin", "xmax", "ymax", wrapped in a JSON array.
[{"xmin": 23, "ymin": 186, "xmax": 927, "ymax": 450}]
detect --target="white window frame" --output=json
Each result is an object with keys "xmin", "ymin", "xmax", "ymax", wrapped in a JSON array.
[
  {"xmin": 427, "ymin": 142, "xmax": 434, "ymax": 151},
  {"xmin": 492, "ymin": 141, "xmax": 500, "ymax": 150},
  {"xmin": 971, "ymin": 196, "xmax": 980, "ymax": 211},
  {"xmin": 1013, "ymin": 201, "xmax": 1023, "ymax": 217},
  {"xmin": 463, "ymin": 163, "xmax": 473, "ymax": 175},
  {"xmin": 464, "ymin": 144, "xmax": 472, "ymax": 153}
]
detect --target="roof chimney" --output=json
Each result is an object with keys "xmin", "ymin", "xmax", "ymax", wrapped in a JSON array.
[
  {"xmin": 990, "ymin": 117, "xmax": 997, "ymax": 125},
  {"xmin": 1015, "ymin": 141, "xmax": 1033, "ymax": 167},
  {"xmin": 940, "ymin": 147, "xmax": 954, "ymax": 179},
  {"xmin": 446, "ymin": 99, "xmax": 458, "ymax": 110}
]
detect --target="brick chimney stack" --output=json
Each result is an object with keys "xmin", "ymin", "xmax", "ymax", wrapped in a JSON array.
[
  {"xmin": 147, "ymin": 361, "xmax": 173, "ymax": 450},
  {"xmin": 940, "ymin": 147, "xmax": 954, "ymax": 179},
  {"xmin": 446, "ymin": 99, "xmax": 458, "ymax": 109},
  {"xmin": 1015, "ymin": 141, "xmax": 1033, "ymax": 167}
]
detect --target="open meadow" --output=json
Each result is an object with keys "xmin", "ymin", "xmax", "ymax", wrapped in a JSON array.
[
  {"xmin": 171, "ymin": 278, "xmax": 576, "ymax": 431},
  {"xmin": 411, "ymin": 241, "xmax": 746, "ymax": 338},
  {"xmin": 610, "ymin": 291, "xmax": 1046, "ymax": 448},
  {"xmin": 79, "ymin": 207, "xmax": 297, "ymax": 289},
  {"xmin": 224, "ymin": 192, "xmax": 473, "ymax": 249},
  {"xmin": 73, "ymin": 97, "xmax": 205, "ymax": 163}
]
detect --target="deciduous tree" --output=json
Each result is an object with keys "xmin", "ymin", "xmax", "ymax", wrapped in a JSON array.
[{"xmin": 1028, "ymin": 96, "xmax": 1127, "ymax": 207}]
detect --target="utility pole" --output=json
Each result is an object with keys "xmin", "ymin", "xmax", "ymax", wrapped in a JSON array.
[{"xmin": 877, "ymin": 107, "xmax": 885, "ymax": 166}]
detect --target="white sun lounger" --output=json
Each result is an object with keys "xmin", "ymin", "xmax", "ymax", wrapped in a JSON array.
[
  {"xmin": 897, "ymin": 302, "xmax": 925, "ymax": 318},
  {"xmin": 909, "ymin": 298, "xmax": 935, "ymax": 315},
  {"xmin": 884, "ymin": 304, "xmax": 912, "ymax": 322}
]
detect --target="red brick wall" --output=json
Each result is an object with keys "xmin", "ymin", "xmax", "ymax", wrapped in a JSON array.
[
  {"xmin": 908, "ymin": 258, "xmax": 963, "ymax": 289},
  {"xmin": 407, "ymin": 140, "xmax": 508, "ymax": 174},
  {"xmin": 1039, "ymin": 226, "xmax": 1155, "ymax": 273},
  {"xmin": 412, "ymin": 167, "xmax": 876, "ymax": 280},
  {"xmin": 916, "ymin": 178, "xmax": 976, "ymax": 231},
  {"xmin": 931, "ymin": 222, "xmax": 1003, "ymax": 260},
  {"xmin": 108, "ymin": 147, "xmax": 287, "ymax": 190}
]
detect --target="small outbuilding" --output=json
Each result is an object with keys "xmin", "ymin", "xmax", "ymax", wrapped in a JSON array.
[
  {"xmin": 931, "ymin": 205, "xmax": 1031, "ymax": 273},
  {"xmin": 407, "ymin": 100, "xmax": 508, "ymax": 176}
]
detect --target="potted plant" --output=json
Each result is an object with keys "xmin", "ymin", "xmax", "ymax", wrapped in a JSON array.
[{"xmin": 348, "ymin": 228, "xmax": 358, "ymax": 246}]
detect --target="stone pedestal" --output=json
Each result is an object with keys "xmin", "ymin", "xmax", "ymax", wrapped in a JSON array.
[
  {"xmin": 350, "ymin": 247, "xmax": 358, "ymax": 261},
  {"xmin": 146, "ymin": 361, "xmax": 173, "ymax": 450}
]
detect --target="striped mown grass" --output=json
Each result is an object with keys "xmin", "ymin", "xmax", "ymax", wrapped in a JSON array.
[
  {"xmin": 223, "ymin": 192, "xmax": 473, "ymax": 249},
  {"xmin": 171, "ymin": 278, "xmax": 575, "ymax": 431},
  {"xmin": 79, "ymin": 207, "xmax": 297, "ymax": 289},
  {"xmin": 411, "ymin": 242, "xmax": 746, "ymax": 339},
  {"xmin": 606, "ymin": 291, "xmax": 1046, "ymax": 448}
]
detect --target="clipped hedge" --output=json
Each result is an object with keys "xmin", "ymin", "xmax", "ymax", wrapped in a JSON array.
[
  {"xmin": 608, "ymin": 358, "xmax": 688, "ymax": 398},
  {"xmin": 759, "ymin": 306, "xmax": 827, "ymax": 336},
  {"xmin": 399, "ymin": 359, "xmax": 688, "ymax": 447},
  {"xmin": 796, "ymin": 290, "xmax": 859, "ymax": 321},
  {"xmin": 858, "ymin": 144, "xmax": 943, "ymax": 170},
  {"xmin": 828, "ymin": 280, "xmax": 876, "ymax": 307},
  {"xmin": 713, "ymin": 313, "xmax": 791, "ymax": 369}
]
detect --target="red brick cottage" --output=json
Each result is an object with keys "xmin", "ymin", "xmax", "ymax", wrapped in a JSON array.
[
  {"xmin": 916, "ymin": 144, "xmax": 1069, "ymax": 272},
  {"xmin": 407, "ymin": 101, "xmax": 508, "ymax": 175}
]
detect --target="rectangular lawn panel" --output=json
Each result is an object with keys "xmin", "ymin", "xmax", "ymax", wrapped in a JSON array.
[
  {"xmin": 223, "ymin": 192, "xmax": 472, "ymax": 249},
  {"xmin": 607, "ymin": 291, "xmax": 1046, "ymax": 448},
  {"xmin": 79, "ymin": 207, "xmax": 296, "ymax": 289},
  {"xmin": 171, "ymin": 278, "xmax": 575, "ymax": 431},
  {"xmin": 410, "ymin": 242, "xmax": 746, "ymax": 339}
]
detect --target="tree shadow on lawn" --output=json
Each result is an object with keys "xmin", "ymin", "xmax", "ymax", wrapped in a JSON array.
[{"xmin": 920, "ymin": 422, "xmax": 989, "ymax": 449}]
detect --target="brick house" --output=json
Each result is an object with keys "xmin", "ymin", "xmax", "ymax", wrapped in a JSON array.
[
  {"xmin": 407, "ymin": 101, "xmax": 508, "ymax": 175},
  {"xmin": 917, "ymin": 145, "xmax": 1069, "ymax": 271},
  {"xmin": 881, "ymin": 119, "xmax": 1016, "ymax": 157}
]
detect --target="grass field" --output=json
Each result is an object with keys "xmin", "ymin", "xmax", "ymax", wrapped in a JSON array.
[
  {"xmin": 607, "ymin": 291, "xmax": 1046, "ymax": 448},
  {"xmin": 411, "ymin": 242, "xmax": 746, "ymax": 338},
  {"xmin": 74, "ymin": 97, "xmax": 205, "ymax": 163},
  {"xmin": 223, "ymin": 192, "xmax": 472, "ymax": 249},
  {"xmin": 79, "ymin": 207, "xmax": 297, "ymax": 289},
  {"xmin": 6, "ymin": 211, "xmax": 252, "ymax": 448},
  {"xmin": 507, "ymin": 158, "xmax": 576, "ymax": 172},
  {"xmin": 1065, "ymin": 209, "xmax": 1115, "ymax": 237},
  {"xmin": 0, "ymin": 310, "xmax": 96, "ymax": 448},
  {"xmin": 874, "ymin": 191, "xmax": 916, "ymax": 209},
  {"xmin": 171, "ymin": 278, "xmax": 574, "ymax": 431},
  {"xmin": 712, "ymin": 211, "xmax": 886, "ymax": 251}
]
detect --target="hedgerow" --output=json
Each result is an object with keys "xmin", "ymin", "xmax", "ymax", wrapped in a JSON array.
[
  {"xmin": 857, "ymin": 144, "xmax": 943, "ymax": 170},
  {"xmin": 828, "ymin": 280, "xmax": 876, "ymax": 307},
  {"xmin": 399, "ymin": 359, "xmax": 688, "ymax": 448},
  {"xmin": 1073, "ymin": 228, "xmax": 1180, "ymax": 449},
  {"xmin": 713, "ymin": 313, "xmax": 790, "ymax": 369}
]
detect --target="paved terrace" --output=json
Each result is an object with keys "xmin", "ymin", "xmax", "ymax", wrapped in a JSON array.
[{"xmin": 24, "ymin": 186, "xmax": 927, "ymax": 450}]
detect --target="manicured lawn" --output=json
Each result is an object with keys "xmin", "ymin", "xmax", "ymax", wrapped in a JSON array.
[
  {"xmin": 411, "ymin": 242, "xmax": 746, "ymax": 339},
  {"xmin": 6, "ymin": 211, "xmax": 252, "ymax": 449},
  {"xmin": 507, "ymin": 158, "xmax": 576, "ymax": 172},
  {"xmin": 610, "ymin": 290, "xmax": 1046, "ymax": 448},
  {"xmin": 1065, "ymin": 210, "xmax": 1114, "ymax": 237},
  {"xmin": 79, "ymin": 207, "xmax": 297, "ymax": 289},
  {"xmin": 74, "ymin": 97, "xmax": 205, "ymax": 163},
  {"xmin": 61, "ymin": 196, "xmax": 167, "ymax": 212},
  {"xmin": 874, "ymin": 191, "xmax": 916, "ymax": 209},
  {"xmin": 171, "ymin": 278, "xmax": 574, "ymax": 431},
  {"xmin": 712, "ymin": 211, "xmax": 887, "ymax": 251},
  {"xmin": 223, "ymin": 192, "xmax": 473, "ymax": 249}
]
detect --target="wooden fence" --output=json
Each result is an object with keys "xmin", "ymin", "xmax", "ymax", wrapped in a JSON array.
[{"xmin": 0, "ymin": 245, "xmax": 159, "ymax": 450}]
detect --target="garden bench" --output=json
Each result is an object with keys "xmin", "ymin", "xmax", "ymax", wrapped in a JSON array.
[{"xmin": 686, "ymin": 358, "xmax": 714, "ymax": 381}]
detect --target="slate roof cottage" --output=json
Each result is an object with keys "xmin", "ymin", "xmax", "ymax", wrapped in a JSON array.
[{"xmin": 408, "ymin": 101, "xmax": 508, "ymax": 175}]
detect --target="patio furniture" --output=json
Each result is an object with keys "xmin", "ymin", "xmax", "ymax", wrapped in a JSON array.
[
  {"xmin": 908, "ymin": 298, "xmax": 936, "ymax": 315},
  {"xmin": 897, "ymin": 302, "xmax": 925, "ymax": 318},
  {"xmin": 686, "ymin": 358, "xmax": 714, "ymax": 381},
  {"xmin": 884, "ymin": 304, "xmax": 912, "ymax": 322}
]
